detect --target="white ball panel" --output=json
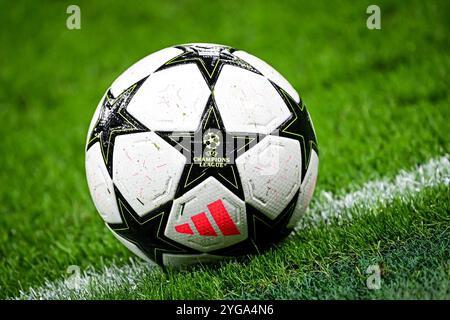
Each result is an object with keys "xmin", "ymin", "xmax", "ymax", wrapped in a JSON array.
[
  {"xmin": 287, "ymin": 149, "xmax": 319, "ymax": 228},
  {"xmin": 236, "ymin": 135, "xmax": 301, "ymax": 220},
  {"xmin": 127, "ymin": 64, "xmax": 211, "ymax": 132},
  {"xmin": 107, "ymin": 226, "xmax": 156, "ymax": 265},
  {"xmin": 85, "ymin": 143, "xmax": 122, "ymax": 224},
  {"xmin": 162, "ymin": 253, "xmax": 226, "ymax": 267},
  {"xmin": 165, "ymin": 177, "xmax": 247, "ymax": 252},
  {"xmin": 214, "ymin": 65, "xmax": 291, "ymax": 134},
  {"xmin": 233, "ymin": 50, "xmax": 300, "ymax": 103},
  {"xmin": 110, "ymin": 47, "xmax": 183, "ymax": 97},
  {"xmin": 113, "ymin": 132, "xmax": 186, "ymax": 217}
]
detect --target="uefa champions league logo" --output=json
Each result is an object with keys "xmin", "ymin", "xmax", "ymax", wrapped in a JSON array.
[
  {"xmin": 203, "ymin": 131, "xmax": 221, "ymax": 157},
  {"xmin": 175, "ymin": 128, "xmax": 278, "ymax": 175}
]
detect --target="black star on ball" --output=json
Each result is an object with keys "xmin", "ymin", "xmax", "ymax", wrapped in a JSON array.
[
  {"xmin": 108, "ymin": 187, "xmax": 194, "ymax": 265},
  {"xmin": 155, "ymin": 95, "xmax": 263, "ymax": 200},
  {"xmin": 86, "ymin": 79, "xmax": 149, "ymax": 176},
  {"xmin": 271, "ymin": 82, "xmax": 319, "ymax": 179},
  {"xmin": 156, "ymin": 44, "xmax": 261, "ymax": 88}
]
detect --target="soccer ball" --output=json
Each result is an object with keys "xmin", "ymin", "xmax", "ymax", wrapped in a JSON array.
[{"xmin": 85, "ymin": 43, "xmax": 318, "ymax": 267}]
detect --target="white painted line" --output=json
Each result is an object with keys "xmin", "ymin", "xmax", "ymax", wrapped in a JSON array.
[
  {"xmin": 17, "ymin": 260, "xmax": 154, "ymax": 300},
  {"xmin": 297, "ymin": 155, "xmax": 450, "ymax": 229},
  {"xmin": 14, "ymin": 155, "xmax": 450, "ymax": 300}
]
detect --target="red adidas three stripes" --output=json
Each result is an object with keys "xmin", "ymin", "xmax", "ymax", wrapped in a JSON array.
[{"xmin": 174, "ymin": 199, "xmax": 240, "ymax": 237}]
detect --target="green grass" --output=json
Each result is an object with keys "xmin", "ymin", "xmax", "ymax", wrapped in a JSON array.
[
  {"xmin": 86, "ymin": 185, "xmax": 449, "ymax": 299},
  {"xmin": 0, "ymin": 0, "xmax": 449, "ymax": 299}
]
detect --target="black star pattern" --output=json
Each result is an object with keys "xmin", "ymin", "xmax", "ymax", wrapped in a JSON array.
[
  {"xmin": 86, "ymin": 79, "xmax": 149, "ymax": 176},
  {"xmin": 155, "ymin": 95, "xmax": 263, "ymax": 200},
  {"xmin": 271, "ymin": 82, "xmax": 319, "ymax": 180},
  {"xmin": 155, "ymin": 44, "xmax": 261, "ymax": 88},
  {"xmin": 108, "ymin": 186, "xmax": 198, "ymax": 266}
]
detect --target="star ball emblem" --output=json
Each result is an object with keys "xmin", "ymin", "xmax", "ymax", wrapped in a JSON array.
[
  {"xmin": 86, "ymin": 79, "xmax": 149, "ymax": 175},
  {"xmin": 156, "ymin": 44, "xmax": 261, "ymax": 88},
  {"xmin": 156, "ymin": 95, "xmax": 260, "ymax": 199}
]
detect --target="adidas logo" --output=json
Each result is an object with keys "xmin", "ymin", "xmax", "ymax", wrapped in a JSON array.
[{"xmin": 175, "ymin": 199, "xmax": 240, "ymax": 237}]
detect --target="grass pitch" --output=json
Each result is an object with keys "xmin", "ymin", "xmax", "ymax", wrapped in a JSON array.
[{"xmin": 0, "ymin": 0, "xmax": 449, "ymax": 299}]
